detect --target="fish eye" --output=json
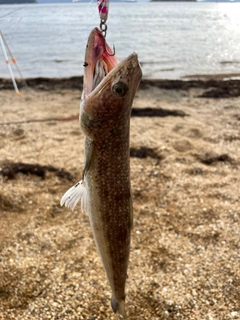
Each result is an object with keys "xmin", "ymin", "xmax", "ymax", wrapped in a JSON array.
[{"xmin": 112, "ymin": 82, "xmax": 129, "ymax": 97}]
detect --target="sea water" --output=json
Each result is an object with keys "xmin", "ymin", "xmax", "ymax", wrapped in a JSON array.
[{"xmin": 0, "ymin": 2, "xmax": 240, "ymax": 79}]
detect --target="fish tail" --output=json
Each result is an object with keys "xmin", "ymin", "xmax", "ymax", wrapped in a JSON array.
[{"xmin": 111, "ymin": 296, "xmax": 125, "ymax": 317}]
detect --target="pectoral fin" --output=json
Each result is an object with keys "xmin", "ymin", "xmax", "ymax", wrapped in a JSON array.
[
  {"xmin": 60, "ymin": 180, "xmax": 90, "ymax": 215},
  {"xmin": 60, "ymin": 138, "xmax": 94, "ymax": 214}
]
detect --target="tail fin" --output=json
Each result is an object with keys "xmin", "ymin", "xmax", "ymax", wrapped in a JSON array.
[{"xmin": 111, "ymin": 296, "xmax": 125, "ymax": 317}]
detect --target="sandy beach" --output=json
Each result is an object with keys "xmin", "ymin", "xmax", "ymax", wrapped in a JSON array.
[{"xmin": 0, "ymin": 77, "xmax": 239, "ymax": 319}]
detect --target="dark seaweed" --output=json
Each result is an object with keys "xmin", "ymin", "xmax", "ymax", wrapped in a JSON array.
[
  {"xmin": 1, "ymin": 77, "xmax": 240, "ymax": 98},
  {"xmin": 0, "ymin": 163, "xmax": 73, "ymax": 180},
  {"xmin": 196, "ymin": 153, "xmax": 233, "ymax": 165},
  {"xmin": 131, "ymin": 107, "xmax": 187, "ymax": 118},
  {"xmin": 130, "ymin": 147, "xmax": 163, "ymax": 160}
]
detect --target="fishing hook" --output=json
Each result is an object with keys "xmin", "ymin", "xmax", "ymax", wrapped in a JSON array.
[
  {"xmin": 103, "ymin": 37, "xmax": 115, "ymax": 57},
  {"xmin": 100, "ymin": 19, "xmax": 115, "ymax": 57}
]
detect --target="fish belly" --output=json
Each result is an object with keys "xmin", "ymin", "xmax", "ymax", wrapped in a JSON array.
[{"xmin": 86, "ymin": 121, "xmax": 132, "ymax": 308}]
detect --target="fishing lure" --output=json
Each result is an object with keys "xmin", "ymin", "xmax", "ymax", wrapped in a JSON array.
[
  {"xmin": 97, "ymin": 0, "xmax": 115, "ymax": 56},
  {"xmin": 97, "ymin": 0, "xmax": 109, "ymax": 22}
]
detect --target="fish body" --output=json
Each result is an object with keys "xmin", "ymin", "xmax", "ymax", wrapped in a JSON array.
[{"xmin": 61, "ymin": 28, "xmax": 142, "ymax": 316}]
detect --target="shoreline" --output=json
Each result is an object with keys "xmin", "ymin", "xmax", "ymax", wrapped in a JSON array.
[{"xmin": 1, "ymin": 76, "xmax": 240, "ymax": 98}]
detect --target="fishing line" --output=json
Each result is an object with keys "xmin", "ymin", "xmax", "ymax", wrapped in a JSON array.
[
  {"xmin": 0, "ymin": 7, "xmax": 23, "ymax": 20},
  {"xmin": 87, "ymin": 0, "xmax": 97, "ymax": 18},
  {"xmin": 72, "ymin": 0, "xmax": 97, "ymax": 17}
]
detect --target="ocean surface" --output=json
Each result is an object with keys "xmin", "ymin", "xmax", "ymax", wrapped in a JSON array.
[{"xmin": 0, "ymin": 2, "xmax": 240, "ymax": 79}]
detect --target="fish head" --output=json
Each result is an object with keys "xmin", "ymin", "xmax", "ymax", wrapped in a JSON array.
[{"xmin": 80, "ymin": 27, "xmax": 142, "ymax": 139}]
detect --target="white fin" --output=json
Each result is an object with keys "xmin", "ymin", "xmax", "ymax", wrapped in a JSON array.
[{"xmin": 60, "ymin": 180, "xmax": 90, "ymax": 215}]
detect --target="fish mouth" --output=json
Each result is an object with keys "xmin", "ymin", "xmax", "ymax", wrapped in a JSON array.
[{"xmin": 83, "ymin": 28, "xmax": 119, "ymax": 97}]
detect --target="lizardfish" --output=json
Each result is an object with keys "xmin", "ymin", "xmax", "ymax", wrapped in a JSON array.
[{"xmin": 61, "ymin": 27, "xmax": 142, "ymax": 316}]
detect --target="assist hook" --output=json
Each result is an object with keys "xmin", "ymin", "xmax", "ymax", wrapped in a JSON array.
[{"xmin": 100, "ymin": 19, "xmax": 115, "ymax": 57}]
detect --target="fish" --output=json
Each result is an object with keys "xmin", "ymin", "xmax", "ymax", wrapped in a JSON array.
[{"xmin": 60, "ymin": 27, "xmax": 142, "ymax": 316}]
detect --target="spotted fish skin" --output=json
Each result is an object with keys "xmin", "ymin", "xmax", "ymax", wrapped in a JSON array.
[{"xmin": 61, "ymin": 28, "xmax": 142, "ymax": 316}]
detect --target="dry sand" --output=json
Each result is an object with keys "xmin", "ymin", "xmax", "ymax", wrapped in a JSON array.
[{"xmin": 0, "ymin": 78, "xmax": 239, "ymax": 319}]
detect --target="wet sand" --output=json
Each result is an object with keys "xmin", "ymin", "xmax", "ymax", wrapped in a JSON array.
[{"xmin": 0, "ymin": 78, "xmax": 239, "ymax": 319}]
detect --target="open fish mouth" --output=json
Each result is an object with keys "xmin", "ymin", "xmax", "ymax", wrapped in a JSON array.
[
  {"xmin": 82, "ymin": 28, "xmax": 141, "ymax": 100},
  {"xmin": 83, "ymin": 27, "xmax": 119, "ymax": 96}
]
